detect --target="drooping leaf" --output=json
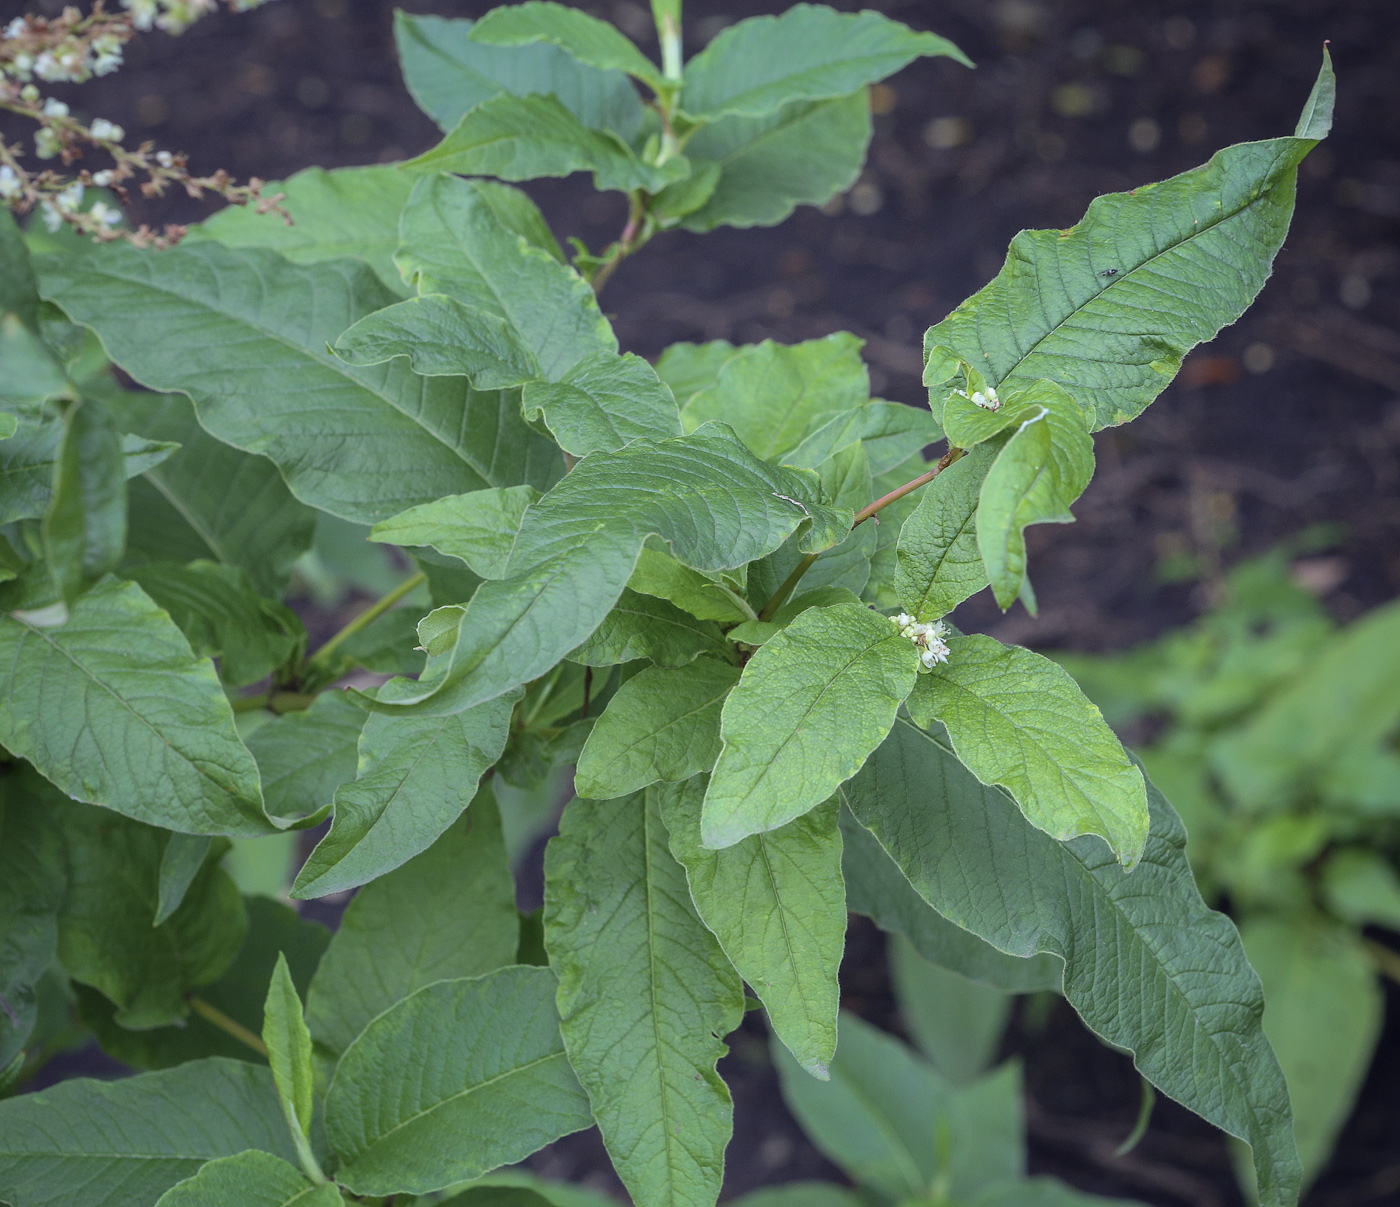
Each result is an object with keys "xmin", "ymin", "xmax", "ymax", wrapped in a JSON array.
[
  {"xmin": 568, "ymin": 588, "xmax": 730, "ymax": 668},
  {"xmin": 894, "ymin": 443, "xmax": 994, "ymax": 620},
  {"xmin": 627, "ymin": 545, "xmax": 753, "ymax": 623},
  {"xmin": 521, "ymin": 352, "xmax": 683, "ymax": 457},
  {"xmin": 545, "ymin": 792, "xmax": 745, "ymax": 1207},
  {"xmin": 368, "ymin": 425, "xmax": 848, "ymax": 715},
  {"xmin": 922, "ymin": 53, "xmax": 1334, "ymax": 430},
  {"xmin": 840, "ymin": 720, "xmax": 1301, "ymax": 1207},
  {"xmin": 372, "ymin": 485, "xmax": 538, "ymax": 578},
  {"xmin": 653, "ymin": 340, "xmax": 738, "ymax": 406},
  {"xmin": 470, "ymin": 2, "xmax": 666, "ymax": 93},
  {"xmin": 243, "ymin": 693, "xmax": 365, "ymax": 825},
  {"xmin": 703, "ymin": 603, "xmax": 917, "ymax": 848},
  {"xmin": 0, "ymin": 577, "xmax": 267, "ymax": 835},
  {"xmin": 907, "ymin": 635, "xmax": 1148, "ymax": 866},
  {"xmin": 154, "ymin": 1150, "xmax": 342, "ymax": 1207},
  {"xmin": 575, "ymin": 660, "xmax": 741, "ymax": 799},
  {"xmin": 262, "ymin": 954, "xmax": 316, "ymax": 1145},
  {"xmin": 660, "ymin": 779, "xmax": 844, "ymax": 1079},
  {"xmin": 292, "ymin": 688, "xmax": 516, "ymax": 897},
  {"xmin": 726, "ymin": 585, "xmax": 863, "ymax": 647},
  {"xmin": 306, "ymin": 788, "xmax": 518, "ymax": 1060},
  {"xmin": 0, "ymin": 1059, "xmax": 297, "ymax": 1207},
  {"xmin": 42, "ymin": 396, "xmax": 125, "ymax": 605},
  {"xmin": 325, "ymin": 967, "xmax": 592, "ymax": 1196},
  {"xmin": 40, "ymin": 242, "xmax": 560, "ymax": 525}
]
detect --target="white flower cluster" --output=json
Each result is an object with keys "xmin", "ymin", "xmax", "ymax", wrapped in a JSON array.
[
  {"xmin": 2, "ymin": 18, "xmax": 124, "ymax": 83},
  {"xmin": 0, "ymin": 165, "xmax": 20, "ymax": 199},
  {"xmin": 950, "ymin": 384, "xmax": 1001, "ymax": 412},
  {"xmin": 122, "ymin": 0, "xmax": 272, "ymax": 34},
  {"xmin": 889, "ymin": 612, "xmax": 951, "ymax": 671}
]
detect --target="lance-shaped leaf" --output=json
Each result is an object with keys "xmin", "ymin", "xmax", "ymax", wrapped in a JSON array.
[
  {"xmin": 908, "ymin": 635, "xmax": 1147, "ymax": 866},
  {"xmin": 976, "ymin": 412, "xmax": 1067, "ymax": 610},
  {"xmin": 408, "ymin": 93, "xmax": 686, "ymax": 195},
  {"xmin": 575, "ymin": 660, "xmax": 741, "ymax": 798},
  {"xmin": 840, "ymin": 719, "xmax": 1301, "ymax": 1207},
  {"xmin": 306, "ymin": 788, "xmax": 518, "ymax": 1059},
  {"xmin": 154, "ymin": 1151, "xmax": 342, "ymax": 1207},
  {"xmin": 680, "ymin": 6, "xmax": 969, "ymax": 121},
  {"xmin": 43, "ymin": 396, "xmax": 126, "ymax": 605},
  {"xmin": 244, "ymin": 693, "xmax": 365, "ymax": 824},
  {"xmin": 894, "ymin": 443, "xmax": 995, "ymax": 621},
  {"xmin": 545, "ymin": 793, "xmax": 745, "ymax": 1207},
  {"xmin": 471, "ymin": 2, "xmax": 665, "ymax": 93},
  {"xmin": 293, "ymin": 686, "xmax": 515, "ymax": 897},
  {"xmin": 0, "ymin": 1059, "xmax": 297, "ymax": 1207},
  {"xmin": 372, "ymin": 485, "xmax": 539, "ymax": 578},
  {"xmin": 521, "ymin": 352, "xmax": 683, "ymax": 458},
  {"xmin": 369, "ymin": 425, "xmax": 848, "ymax": 715},
  {"xmin": 702, "ymin": 603, "xmax": 918, "ymax": 848},
  {"xmin": 569, "ymin": 588, "xmax": 730, "ymax": 668},
  {"xmin": 660, "ymin": 779, "xmax": 844, "ymax": 1080},
  {"xmin": 325, "ymin": 967, "xmax": 592, "ymax": 1195},
  {"xmin": 263, "ymin": 955, "xmax": 316, "ymax": 1143},
  {"xmin": 923, "ymin": 52, "xmax": 1334, "ymax": 430},
  {"xmin": 197, "ymin": 163, "xmax": 416, "ymax": 293},
  {"xmin": 394, "ymin": 10, "xmax": 645, "ymax": 137},
  {"xmin": 0, "ymin": 577, "xmax": 267, "ymax": 835},
  {"xmin": 40, "ymin": 241, "xmax": 560, "ymax": 525}
]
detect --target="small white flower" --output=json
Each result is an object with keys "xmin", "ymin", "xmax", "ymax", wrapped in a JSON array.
[
  {"xmin": 890, "ymin": 613, "xmax": 951, "ymax": 671},
  {"xmin": 33, "ymin": 52, "xmax": 61, "ymax": 80},
  {"xmin": 40, "ymin": 200, "xmax": 62, "ymax": 232},
  {"xmin": 89, "ymin": 118, "xmax": 124, "ymax": 141},
  {"xmin": 88, "ymin": 200, "xmax": 121, "ymax": 228},
  {"xmin": 41, "ymin": 97, "xmax": 69, "ymax": 118},
  {"xmin": 155, "ymin": 150, "xmax": 174, "ymax": 168},
  {"xmin": 33, "ymin": 127, "xmax": 59, "ymax": 159},
  {"xmin": 91, "ymin": 169, "xmax": 114, "ymax": 187},
  {"xmin": 971, "ymin": 386, "xmax": 1001, "ymax": 411},
  {"xmin": 0, "ymin": 166, "xmax": 21, "ymax": 200},
  {"xmin": 3, "ymin": 17, "xmax": 28, "ymax": 38},
  {"xmin": 54, "ymin": 181, "xmax": 84, "ymax": 213},
  {"xmin": 12, "ymin": 53, "xmax": 35, "ymax": 78}
]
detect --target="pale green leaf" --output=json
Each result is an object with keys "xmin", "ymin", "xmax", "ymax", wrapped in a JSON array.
[
  {"xmin": 654, "ymin": 340, "xmax": 737, "ymax": 406},
  {"xmin": 628, "ymin": 544, "xmax": 753, "ymax": 623},
  {"xmin": 923, "ymin": 56, "xmax": 1333, "ymax": 430},
  {"xmin": 575, "ymin": 660, "xmax": 740, "ymax": 798},
  {"xmin": 42, "ymin": 396, "xmax": 125, "ymax": 604},
  {"xmin": 325, "ymin": 966, "xmax": 592, "ymax": 1195},
  {"xmin": 660, "ymin": 779, "xmax": 844, "ymax": 1079},
  {"xmin": 156, "ymin": 833, "xmax": 218, "ymax": 927},
  {"xmin": 568, "ymin": 588, "xmax": 730, "ymax": 668},
  {"xmin": 545, "ymin": 792, "xmax": 744, "ymax": 1207},
  {"xmin": 859, "ymin": 400, "xmax": 942, "ymax": 476},
  {"xmin": 651, "ymin": 161, "xmax": 723, "ymax": 224},
  {"xmin": 155, "ymin": 1151, "xmax": 341, "ymax": 1207},
  {"xmin": 306, "ymin": 787, "xmax": 518, "ymax": 1060},
  {"xmin": 703, "ymin": 603, "xmax": 917, "ymax": 847},
  {"xmin": 40, "ymin": 242, "xmax": 561, "ymax": 524},
  {"xmin": 0, "ymin": 1059, "xmax": 297, "ymax": 1207},
  {"xmin": 907, "ymin": 635, "xmax": 1147, "ymax": 866},
  {"xmin": 0, "ymin": 211, "xmax": 39, "ymax": 328},
  {"xmin": 521, "ymin": 352, "xmax": 683, "ymax": 457},
  {"xmin": 293, "ymin": 688, "xmax": 516, "ymax": 897},
  {"xmin": 0, "ymin": 313, "xmax": 67, "ymax": 409},
  {"xmin": 471, "ymin": 2, "xmax": 665, "ymax": 93},
  {"xmin": 372, "ymin": 485, "xmax": 539, "ymax": 578},
  {"xmin": 726, "ymin": 1185, "xmax": 859, "ymax": 1207},
  {"xmin": 680, "ymin": 6, "xmax": 968, "ymax": 120},
  {"xmin": 244, "ymin": 693, "xmax": 365, "ymax": 825},
  {"xmin": 840, "ymin": 721, "xmax": 1301, "ymax": 1207},
  {"xmin": 894, "ymin": 443, "xmax": 994, "ymax": 620},
  {"xmin": 0, "ymin": 577, "xmax": 267, "ymax": 835},
  {"xmin": 1321, "ymin": 848, "xmax": 1400, "ymax": 931},
  {"xmin": 727, "ymin": 585, "xmax": 863, "ymax": 647},
  {"xmin": 974, "ymin": 1179, "xmax": 1148, "ymax": 1207},
  {"xmin": 263, "ymin": 954, "xmax": 315, "ymax": 1139}
]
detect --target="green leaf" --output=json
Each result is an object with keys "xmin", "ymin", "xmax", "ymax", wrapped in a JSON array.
[
  {"xmin": 0, "ymin": 577, "xmax": 267, "ymax": 835},
  {"xmin": 521, "ymin": 352, "xmax": 683, "ymax": 457},
  {"xmin": 654, "ymin": 340, "xmax": 737, "ymax": 406},
  {"xmin": 370, "ymin": 424, "xmax": 848, "ymax": 715},
  {"xmin": 1240, "ymin": 915, "xmax": 1382, "ymax": 1184},
  {"xmin": 197, "ymin": 164, "xmax": 416, "ymax": 293},
  {"xmin": 569, "ymin": 588, "xmax": 730, "ymax": 668},
  {"xmin": 681, "ymin": 334, "xmax": 868, "ymax": 461},
  {"xmin": 244, "ymin": 693, "xmax": 365, "ymax": 825},
  {"xmin": 470, "ymin": 2, "xmax": 665, "ymax": 93},
  {"xmin": 156, "ymin": 833, "xmax": 219, "ymax": 926},
  {"xmin": 127, "ymin": 561, "xmax": 302, "ymax": 687},
  {"xmin": 702, "ymin": 603, "xmax": 918, "ymax": 848},
  {"xmin": 923, "ymin": 54, "xmax": 1333, "ymax": 430},
  {"xmin": 859, "ymin": 400, "xmax": 942, "ymax": 476},
  {"xmin": 894, "ymin": 443, "xmax": 994, "ymax": 620},
  {"xmin": 42, "ymin": 397, "xmax": 125, "ymax": 605},
  {"xmin": 154, "ymin": 1151, "xmax": 341, "ymax": 1207},
  {"xmin": 113, "ymin": 392, "xmax": 316, "ymax": 598},
  {"xmin": 394, "ymin": 11, "xmax": 645, "ymax": 138},
  {"xmin": 306, "ymin": 787, "xmax": 518, "ymax": 1060},
  {"xmin": 772, "ymin": 1012, "xmax": 1021, "ymax": 1202},
  {"xmin": 725, "ymin": 1185, "xmax": 860, "ymax": 1207},
  {"xmin": 908, "ymin": 635, "xmax": 1147, "ymax": 866},
  {"xmin": 545, "ymin": 792, "xmax": 744, "ymax": 1207},
  {"xmin": 840, "ymin": 720, "xmax": 1301, "ymax": 1207},
  {"xmin": 1321, "ymin": 848, "xmax": 1400, "ymax": 930},
  {"xmin": 680, "ymin": 6, "xmax": 968, "ymax": 120},
  {"xmin": 0, "ymin": 1059, "xmax": 298, "ymax": 1207},
  {"xmin": 407, "ymin": 94, "xmax": 686, "ymax": 195},
  {"xmin": 974, "ymin": 1179, "xmax": 1148, "ymax": 1207},
  {"xmin": 576, "ymin": 660, "xmax": 741, "ymax": 798},
  {"xmin": 263, "ymin": 954, "xmax": 316, "ymax": 1143},
  {"xmin": 659, "ymin": 779, "xmax": 844, "ymax": 1079},
  {"xmin": 372, "ymin": 485, "xmax": 539, "ymax": 578},
  {"xmin": 680, "ymin": 93, "xmax": 871, "ymax": 232},
  {"xmin": 0, "ymin": 211, "xmax": 39, "ymax": 329},
  {"xmin": 325, "ymin": 967, "xmax": 592, "ymax": 1196},
  {"xmin": 0, "ymin": 314, "xmax": 69, "ymax": 410},
  {"xmin": 40, "ymin": 242, "xmax": 560, "ymax": 525},
  {"xmin": 627, "ymin": 544, "xmax": 753, "ymax": 623},
  {"xmin": 0, "ymin": 418, "xmax": 164, "ymax": 526}
]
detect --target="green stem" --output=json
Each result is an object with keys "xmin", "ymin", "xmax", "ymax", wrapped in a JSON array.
[
  {"xmin": 304, "ymin": 571, "xmax": 426, "ymax": 673},
  {"xmin": 591, "ymin": 193, "xmax": 649, "ymax": 295},
  {"xmin": 652, "ymin": 1, "xmax": 683, "ymax": 81},
  {"xmin": 187, "ymin": 995, "xmax": 268, "ymax": 1057},
  {"xmin": 757, "ymin": 553, "xmax": 818, "ymax": 623}
]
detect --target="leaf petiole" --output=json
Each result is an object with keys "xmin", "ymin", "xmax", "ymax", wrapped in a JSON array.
[
  {"xmin": 303, "ymin": 570, "xmax": 427, "ymax": 676},
  {"xmin": 187, "ymin": 994, "xmax": 268, "ymax": 1057}
]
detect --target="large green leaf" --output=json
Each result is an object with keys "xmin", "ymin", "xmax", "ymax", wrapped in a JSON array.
[
  {"xmin": 42, "ymin": 396, "xmax": 126, "ymax": 604},
  {"xmin": 627, "ymin": 545, "xmax": 754, "ymax": 623},
  {"xmin": 369, "ymin": 424, "xmax": 848, "ymax": 715},
  {"xmin": 703, "ymin": 603, "xmax": 917, "ymax": 847},
  {"xmin": 40, "ymin": 242, "xmax": 560, "ymax": 525},
  {"xmin": 521, "ymin": 353, "xmax": 683, "ymax": 458},
  {"xmin": 292, "ymin": 689, "xmax": 515, "ymax": 897},
  {"xmin": 908, "ymin": 635, "xmax": 1147, "ymax": 865},
  {"xmin": 858, "ymin": 400, "xmax": 942, "ymax": 476},
  {"xmin": 0, "ymin": 577, "xmax": 267, "ymax": 835},
  {"xmin": 922, "ymin": 53, "xmax": 1333, "ymax": 430},
  {"xmin": 0, "ymin": 1059, "xmax": 297, "ymax": 1207},
  {"xmin": 470, "ymin": 2, "xmax": 665, "ymax": 93},
  {"xmin": 325, "ymin": 967, "xmax": 592, "ymax": 1195},
  {"xmin": 840, "ymin": 720, "xmax": 1301, "ymax": 1207},
  {"xmin": 893, "ymin": 444, "xmax": 992, "ymax": 620},
  {"xmin": 660, "ymin": 779, "xmax": 844, "ymax": 1079},
  {"xmin": 679, "ymin": 6, "xmax": 968, "ymax": 120},
  {"xmin": 306, "ymin": 788, "xmax": 518, "ymax": 1059},
  {"xmin": 575, "ymin": 660, "xmax": 740, "ymax": 799},
  {"xmin": 545, "ymin": 792, "xmax": 744, "ymax": 1207},
  {"xmin": 394, "ymin": 11, "xmax": 644, "ymax": 138},
  {"xmin": 568, "ymin": 588, "xmax": 730, "ymax": 668},
  {"xmin": 154, "ymin": 1151, "xmax": 341, "ymax": 1207},
  {"xmin": 373, "ymin": 485, "xmax": 537, "ymax": 577},
  {"xmin": 244, "ymin": 693, "xmax": 365, "ymax": 824},
  {"xmin": 654, "ymin": 340, "xmax": 738, "ymax": 406},
  {"xmin": 197, "ymin": 164, "xmax": 416, "ymax": 293},
  {"xmin": 0, "ymin": 210, "xmax": 39, "ymax": 328}
]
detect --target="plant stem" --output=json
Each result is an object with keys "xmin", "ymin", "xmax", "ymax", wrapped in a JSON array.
[
  {"xmin": 757, "ymin": 553, "xmax": 818, "ymax": 623},
  {"xmin": 187, "ymin": 995, "xmax": 268, "ymax": 1057},
  {"xmin": 304, "ymin": 570, "xmax": 426, "ymax": 673},
  {"xmin": 591, "ymin": 193, "xmax": 648, "ymax": 294},
  {"xmin": 652, "ymin": 0, "xmax": 683, "ymax": 81},
  {"xmin": 1366, "ymin": 939, "xmax": 1400, "ymax": 987}
]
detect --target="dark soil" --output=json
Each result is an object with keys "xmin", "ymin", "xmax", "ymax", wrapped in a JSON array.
[{"xmin": 11, "ymin": 0, "xmax": 1400, "ymax": 1202}]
